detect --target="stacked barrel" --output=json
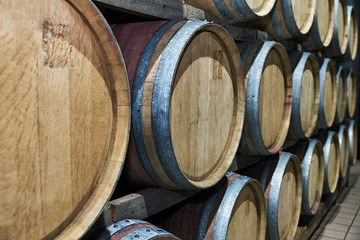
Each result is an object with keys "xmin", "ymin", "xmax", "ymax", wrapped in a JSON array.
[{"xmin": 1, "ymin": 0, "xmax": 358, "ymax": 239}]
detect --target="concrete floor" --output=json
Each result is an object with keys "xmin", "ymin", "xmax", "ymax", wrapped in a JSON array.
[{"xmin": 311, "ymin": 162, "xmax": 360, "ymax": 240}]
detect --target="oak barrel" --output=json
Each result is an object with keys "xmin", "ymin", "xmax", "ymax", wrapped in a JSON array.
[
  {"xmin": 240, "ymin": 153, "xmax": 302, "ymax": 240},
  {"xmin": 287, "ymin": 51, "xmax": 320, "ymax": 140},
  {"xmin": 334, "ymin": 66, "xmax": 348, "ymax": 123},
  {"xmin": 324, "ymin": 0, "xmax": 349, "ymax": 57},
  {"xmin": 160, "ymin": 172, "xmax": 266, "ymax": 240},
  {"xmin": 317, "ymin": 58, "xmax": 337, "ymax": 129},
  {"xmin": 346, "ymin": 120, "xmax": 358, "ymax": 166},
  {"xmin": 344, "ymin": 6, "xmax": 358, "ymax": 61},
  {"xmin": 286, "ymin": 139, "xmax": 325, "ymax": 215},
  {"xmin": 337, "ymin": 125, "xmax": 349, "ymax": 178},
  {"xmin": 249, "ymin": 0, "xmax": 316, "ymax": 39},
  {"xmin": 184, "ymin": 0, "xmax": 276, "ymax": 24},
  {"xmin": 316, "ymin": 131, "xmax": 340, "ymax": 194},
  {"xmin": 303, "ymin": 0, "xmax": 335, "ymax": 50},
  {"xmin": 0, "ymin": 1, "xmax": 130, "ymax": 239},
  {"xmin": 98, "ymin": 219, "xmax": 179, "ymax": 240},
  {"xmin": 113, "ymin": 20, "xmax": 245, "ymax": 189},
  {"xmin": 346, "ymin": 69, "xmax": 357, "ymax": 118},
  {"xmin": 238, "ymin": 40, "xmax": 292, "ymax": 155}
]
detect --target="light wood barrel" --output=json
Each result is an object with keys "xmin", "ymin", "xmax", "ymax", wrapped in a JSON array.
[
  {"xmin": 345, "ymin": 6, "xmax": 358, "ymax": 60},
  {"xmin": 241, "ymin": 153, "xmax": 302, "ymax": 240},
  {"xmin": 303, "ymin": 0, "xmax": 335, "ymax": 50},
  {"xmin": 316, "ymin": 131, "xmax": 340, "ymax": 194},
  {"xmin": 334, "ymin": 66, "xmax": 348, "ymax": 123},
  {"xmin": 184, "ymin": 0, "xmax": 276, "ymax": 24},
  {"xmin": 98, "ymin": 219, "xmax": 179, "ymax": 240},
  {"xmin": 286, "ymin": 139, "xmax": 325, "ymax": 216},
  {"xmin": 287, "ymin": 51, "xmax": 320, "ymax": 140},
  {"xmin": 238, "ymin": 40, "xmax": 292, "ymax": 155},
  {"xmin": 198, "ymin": 173, "xmax": 266, "ymax": 239},
  {"xmin": 113, "ymin": 20, "xmax": 245, "ymax": 189},
  {"xmin": 346, "ymin": 69, "xmax": 357, "ymax": 118},
  {"xmin": 324, "ymin": 0, "xmax": 348, "ymax": 57},
  {"xmin": 346, "ymin": 120, "xmax": 358, "ymax": 166},
  {"xmin": 0, "ymin": 1, "xmax": 130, "ymax": 239},
  {"xmin": 317, "ymin": 58, "xmax": 337, "ymax": 129},
  {"xmin": 249, "ymin": 0, "xmax": 316, "ymax": 39},
  {"xmin": 337, "ymin": 125, "xmax": 349, "ymax": 178},
  {"xmin": 160, "ymin": 172, "xmax": 266, "ymax": 240}
]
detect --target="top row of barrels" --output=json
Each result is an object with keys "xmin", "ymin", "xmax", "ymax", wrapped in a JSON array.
[
  {"xmin": 187, "ymin": 0, "xmax": 358, "ymax": 60},
  {"xmin": 0, "ymin": 0, "xmax": 358, "ymax": 239}
]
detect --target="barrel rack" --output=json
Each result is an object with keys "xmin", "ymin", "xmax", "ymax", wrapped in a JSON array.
[{"xmin": 84, "ymin": 0, "xmax": 349, "ymax": 239}]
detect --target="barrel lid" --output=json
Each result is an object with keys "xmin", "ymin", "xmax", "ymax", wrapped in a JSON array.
[{"xmin": 0, "ymin": 1, "xmax": 130, "ymax": 239}]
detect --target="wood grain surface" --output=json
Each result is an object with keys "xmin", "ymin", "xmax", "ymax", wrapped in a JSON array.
[
  {"xmin": 306, "ymin": 143, "xmax": 324, "ymax": 214},
  {"xmin": 259, "ymin": 49, "xmax": 285, "ymax": 148},
  {"xmin": 292, "ymin": 0, "xmax": 314, "ymax": 33},
  {"xmin": 319, "ymin": 59, "xmax": 337, "ymax": 128},
  {"xmin": 0, "ymin": 1, "xmax": 130, "ymax": 239},
  {"xmin": 317, "ymin": 0, "xmax": 334, "ymax": 44},
  {"xmin": 338, "ymin": 125, "xmax": 349, "ymax": 178},
  {"xmin": 336, "ymin": 0, "xmax": 347, "ymax": 53},
  {"xmin": 335, "ymin": 67, "xmax": 347, "ymax": 123},
  {"xmin": 346, "ymin": 69, "xmax": 357, "ymax": 118},
  {"xmin": 348, "ymin": 7, "xmax": 358, "ymax": 60},
  {"xmin": 115, "ymin": 21, "xmax": 244, "ymax": 189}
]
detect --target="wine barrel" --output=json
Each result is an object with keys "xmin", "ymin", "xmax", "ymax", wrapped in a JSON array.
[
  {"xmin": 324, "ymin": 0, "xmax": 348, "ymax": 57},
  {"xmin": 248, "ymin": 0, "xmax": 316, "ymax": 39},
  {"xmin": 184, "ymin": 0, "xmax": 276, "ymax": 24},
  {"xmin": 346, "ymin": 69, "xmax": 357, "ymax": 118},
  {"xmin": 160, "ymin": 172, "xmax": 266, "ymax": 240},
  {"xmin": 197, "ymin": 173, "xmax": 266, "ymax": 240},
  {"xmin": 334, "ymin": 66, "xmax": 348, "ymax": 123},
  {"xmin": 240, "ymin": 153, "xmax": 302, "ymax": 240},
  {"xmin": 287, "ymin": 51, "xmax": 320, "ymax": 140},
  {"xmin": 346, "ymin": 120, "xmax": 358, "ymax": 166},
  {"xmin": 98, "ymin": 219, "xmax": 179, "ymax": 240},
  {"xmin": 0, "ymin": 1, "xmax": 130, "ymax": 239},
  {"xmin": 344, "ymin": 6, "xmax": 358, "ymax": 61},
  {"xmin": 238, "ymin": 40, "xmax": 292, "ymax": 155},
  {"xmin": 316, "ymin": 131, "xmax": 340, "ymax": 194},
  {"xmin": 285, "ymin": 139, "xmax": 325, "ymax": 215},
  {"xmin": 337, "ymin": 125, "xmax": 349, "ymax": 178},
  {"xmin": 113, "ymin": 20, "xmax": 245, "ymax": 189},
  {"xmin": 302, "ymin": 0, "xmax": 335, "ymax": 50},
  {"xmin": 317, "ymin": 58, "xmax": 337, "ymax": 129}
]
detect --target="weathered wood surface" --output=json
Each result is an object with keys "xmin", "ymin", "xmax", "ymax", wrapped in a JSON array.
[
  {"xmin": 82, "ymin": 188, "xmax": 198, "ymax": 239},
  {"xmin": 93, "ymin": 0, "xmax": 257, "ymax": 41},
  {"xmin": 93, "ymin": 0, "xmax": 184, "ymax": 19},
  {"xmin": 0, "ymin": 1, "xmax": 130, "ymax": 239},
  {"xmin": 114, "ymin": 21, "xmax": 245, "ymax": 189}
]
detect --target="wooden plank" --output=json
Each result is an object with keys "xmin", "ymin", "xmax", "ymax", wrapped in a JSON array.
[
  {"xmin": 93, "ymin": 0, "xmax": 255, "ymax": 41},
  {"xmin": 109, "ymin": 188, "xmax": 198, "ymax": 222},
  {"xmin": 83, "ymin": 188, "xmax": 198, "ymax": 239},
  {"xmin": 93, "ymin": 0, "xmax": 184, "ymax": 19},
  {"xmin": 184, "ymin": 4, "xmax": 255, "ymax": 41}
]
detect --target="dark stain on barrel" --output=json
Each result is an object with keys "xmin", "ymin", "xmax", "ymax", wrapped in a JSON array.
[
  {"xmin": 42, "ymin": 18, "xmax": 72, "ymax": 69},
  {"xmin": 213, "ymin": 50, "xmax": 223, "ymax": 80}
]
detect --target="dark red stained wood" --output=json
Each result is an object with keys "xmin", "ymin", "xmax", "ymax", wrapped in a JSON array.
[
  {"xmin": 159, "ymin": 193, "xmax": 208, "ymax": 239},
  {"xmin": 159, "ymin": 174, "xmax": 240, "ymax": 239},
  {"xmin": 112, "ymin": 22, "xmax": 166, "ymax": 187},
  {"xmin": 238, "ymin": 155, "xmax": 279, "ymax": 205},
  {"xmin": 113, "ymin": 21, "xmax": 166, "ymax": 88}
]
